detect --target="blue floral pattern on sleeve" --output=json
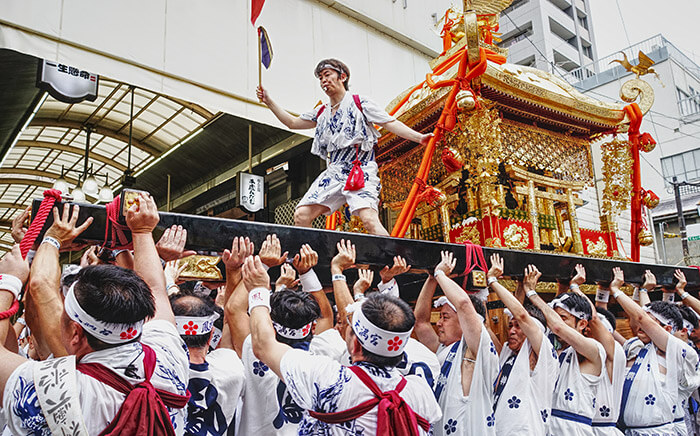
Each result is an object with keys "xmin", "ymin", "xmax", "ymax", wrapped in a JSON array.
[{"xmin": 11, "ymin": 376, "xmax": 50, "ymax": 435}]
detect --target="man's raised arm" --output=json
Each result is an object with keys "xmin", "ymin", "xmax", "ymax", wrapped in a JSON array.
[
  {"xmin": 256, "ymin": 85, "xmax": 316, "ymax": 130},
  {"xmin": 487, "ymin": 254, "xmax": 543, "ymax": 354},
  {"xmin": 222, "ymin": 236, "xmax": 254, "ymax": 357},
  {"xmin": 527, "ymin": 265, "xmax": 602, "ymax": 372},
  {"xmin": 414, "ymin": 274, "xmax": 440, "ymax": 353},
  {"xmin": 126, "ymin": 193, "xmax": 172, "ymax": 323},
  {"xmin": 610, "ymin": 267, "xmax": 671, "ymax": 352},
  {"xmin": 27, "ymin": 204, "xmax": 92, "ymax": 358}
]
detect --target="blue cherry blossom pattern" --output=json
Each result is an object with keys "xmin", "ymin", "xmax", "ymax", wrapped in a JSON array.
[
  {"xmin": 564, "ymin": 388, "xmax": 574, "ymax": 402},
  {"xmin": 486, "ymin": 413, "xmax": 495, "ymax": 427},
  {"xmin": 508, "ymin": 396, "xmax": 521, "ymax": 409},
  {"xmin": 599, "ymin": 405, "xmax": 610, "ymax": 417},
  {"xmin": 682, "ymin": 348, "xmax": 687, "ymax": 358},
  {"xmin": 444, "ymin": 419, "xmax": 457, "ymax": 435},
  {"xmin": 592, "ymin": 398, "xmax": 596, "ymax": 409},
  {"xmin": 490, "ymin": 342, "xmax": 497, "ymax": 355},
  {"xmin": 672, "ymin": 405, "xmax": 677, "ymax": 414},
  {"xmin": 644, "ymin": 394, "xmax": 656, "ymax": 406},
  {"xmin": 647, "ymin": 363, "xmax": 651, "ymax": 372},
  {"xmin": 540, "ymin": 410, "xmax": 548, "ymax": 423},
  {"xmin": 253, "ymin": 360, "xmax": 269, "ymax": 377}
]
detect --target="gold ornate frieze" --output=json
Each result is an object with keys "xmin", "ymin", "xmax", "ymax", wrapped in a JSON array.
[
  {"xmin": 178, "ymin": 255, "xmax": 223, "ymax": 281},
  {"xmin": 500, "ymin": 120, "xmax": 593, "ymax": 184},
  {"xmin": 586, "ymin": 237, "xmax": 609, "ymax": 256},
  {"xmin": 503, "ymin": 223, "xmax": 530, "ymax": 249}
]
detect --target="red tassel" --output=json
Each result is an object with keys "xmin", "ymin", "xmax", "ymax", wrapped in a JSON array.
[{"xmin": 441, "ymin": 147, "xmax": 462, "ymax": 173}]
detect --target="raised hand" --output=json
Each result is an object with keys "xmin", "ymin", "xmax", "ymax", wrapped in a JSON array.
[
  {"xmin": 259, "ymin": 234, "xmax": 288, "ymax": 268},
  {"xmin": 642, "ymin": 270, "xmax": 656, "ymax": 291},
  {"xmin": 242, "ymin": 255, "xmax": 271, "ymax": 292},
  {"xmin": 435, "ymin": 250, "xmax": 456, "ymax": 276},
  {"xmin": 379, "ymin": 256, "xmax": 410, "ymax": 283},
  {"xmin": 354, "ymin": 269, "xmax": 374, "ymax": 295},
  {"xmin": 0, "ymin": 244, "xmax": 29, "ymax": 284},
  {"xmin": 292, "ymin": 244, "xmax": 318, "ymax": 275},
  {"xmin": 610, "ymin": 267, "xmax": 625, "ymax": 289},
  {"xmin": 222, "ymin": 236, "xmax": 254, "ymax": 271},
  {"xmin": 45, "ymin": 204, "xmax": 93, "ymax": 248},
  {"xmin": 156, "ymin": 225, "xmax": 196, "ymax": 261},
  {"xmin": 276, "ymin": 263, "xmax": 299, "ymax": 289},
  {"xmin": 125, "ymin": 193, "xmax": 158, "ymax": 234},
  {"xmin": 487, "ymin": 253, "xmax": 504, "ymax": 279},
  {"xmin": 80, "ymin": 245, "xmax": 100, "ymax": 267},
  {"xmin": 675, "ymin": 269, "xmax": 687, "ymax": 291},
  {"xmin": 331, "ymin": 239, "xmax": 356, "ymax": 273},
  {"xmin": 11, "ymin": 206, "xmax": 30, "ymax": 243},
  {"xmin": 164, "ymin": 260, "xmax": 187, "ymax": 285},
  {"xmin": 522, "ymin": 265, "xmax": 542, "ymax": 291},
  {"xmin": 571, "ymin": 264, "xmax": 586, "ymax": 286}
]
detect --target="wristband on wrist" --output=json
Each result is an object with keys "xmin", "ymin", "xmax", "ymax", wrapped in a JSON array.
[
  {"xmin": 0, "ymin": 274, "xmax": 23, "ymax": 300},
  {"xmin": 525, "ymin": 290, "xmax": 537, "ymax": 299},
  {"xmin": 569, "ymin": 283, "xmax": 580, "ymax": 291},
  {"xmin": 41, "ymin": 236, "xmax": 61, "ymax": 250},
  {"xmin": 434, "ymin": 269, "xmax": 446, "ymax": 278},
  {"xmin": 632, "ymin": 287, "xmax": 640, "ymax": 301},
  {"xmin": 332, "ymin": 273, "xmax": 346, "ymax": 282},
  {"xmin": 354, "ymin": 293, "xmax": 365, "ymax": 301},
  {"xmin": 299, "ymin": 269, "xmax": 322, "ymax": 292},
  {"xmin": 595, "ymin": 289, "xmax": 610, "ymax": 303},
  {"xmin": 681, "ymin": 291, "xmax": 691, "ymax": 300},
  {"xmin": 113, "ymin": 249, "xmax": 129, "ymax": 257},
  {"xmin": 248, "ymin": 287, "xmax": 271, "ymax": 313},
  {"xmin": 612, "ymin": 289, "xmax": 624, "ymax": 300},
  {"xmin": 487, "ymin": 276, "xmax": 498, "ymax": 286}
]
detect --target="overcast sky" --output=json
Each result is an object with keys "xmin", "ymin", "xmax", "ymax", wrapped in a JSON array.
[{"xmin": 588, "ymin": 0, "xmax": 700, "ymax": 63}]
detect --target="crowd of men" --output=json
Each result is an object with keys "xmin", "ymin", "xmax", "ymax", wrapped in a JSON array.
[{"xmin": 0, "ymin": 194, "xmax": 697, "ymax": 435}]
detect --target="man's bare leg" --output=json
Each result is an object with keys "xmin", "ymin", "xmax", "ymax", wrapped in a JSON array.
[
  {"xmin": 356, "ymin": 208, "xmax": 389, "ymax": 236},
  {"xmin": 294, "ymin": 204, "xmax": 331, "ymax": 227}
]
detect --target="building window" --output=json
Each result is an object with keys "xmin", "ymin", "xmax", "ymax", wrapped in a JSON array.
[
  {"xmin": 582, "ymin": 44, "xmax": 593, "ymax": 59},
  {"xmin": 578, "ymin": 15, "xmax": 588, "ymax": 30},
  {"xmin": 499, "ymin": 22, "xmax": 533, "ymax": 48},
  {"xmin": 662, "ymin": 149, "xmax": 700, "ymax": 183},
  {"xmin": 678, "ymin": 87, "xmax": 700, "ymax": 117}
]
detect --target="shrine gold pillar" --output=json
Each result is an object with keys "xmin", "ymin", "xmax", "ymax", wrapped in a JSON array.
[
  {"xmin": 440, "ymin": 204, "xmax": 451, "ymax": 242},
  {"xmin": 527, "ymin": 180, "xmax": 541, "ymax": 249},
  {"xmin": 566, "ymin": 188, "xmax": 584, "ymax": 254}
]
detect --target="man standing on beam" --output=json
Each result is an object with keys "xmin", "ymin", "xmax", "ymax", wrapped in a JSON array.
[{"xmin": 256, "ymin": 59, "xmax": 431, "ymax": 235}]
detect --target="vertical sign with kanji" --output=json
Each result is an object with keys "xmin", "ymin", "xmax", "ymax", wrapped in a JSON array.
[
  {"xmin": 37, "ymin": 59, "xmax": 99, "ymax": 103},
  {"xmin": 238, "ymin": 172, "xmax": 265, "ymax": 213}
]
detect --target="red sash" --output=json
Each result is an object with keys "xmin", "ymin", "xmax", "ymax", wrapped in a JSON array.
[
  {"xmin": 76, "ymin": 344, "xmax": 190, "ymax": 436},
  {"xmin": 308, "ymin": 365, "xmax": 430, "ymax": 436}
]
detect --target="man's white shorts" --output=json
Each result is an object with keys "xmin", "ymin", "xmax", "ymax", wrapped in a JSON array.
[{"xmin": 297, "ymin": 161, "xmax": 381, "ymax": 215}]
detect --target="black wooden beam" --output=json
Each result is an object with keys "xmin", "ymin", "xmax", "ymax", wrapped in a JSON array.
[{"xmin": 32, "ymin": 199, "xmax": 700, "ymax": 292}]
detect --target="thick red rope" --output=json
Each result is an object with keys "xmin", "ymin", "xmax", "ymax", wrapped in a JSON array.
[
  {"xmin": 0, "ymin": 299, "xmax": 19, "ymax": 320},
  {"xmin": 460, "ymin": 242, "xmax": 488, "ymax": 289},
  {"xmin": 19, "ymin": 189, "xmax": 62, "ymax": 259},
  {"xmin": 103, "ymin": 196, "xmax": 133, "ymax": 250}
]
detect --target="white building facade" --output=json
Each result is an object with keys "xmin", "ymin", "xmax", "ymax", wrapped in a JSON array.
[{"xmin": 500, "ymin": 0, "xmax": 597, "ymax": 74}]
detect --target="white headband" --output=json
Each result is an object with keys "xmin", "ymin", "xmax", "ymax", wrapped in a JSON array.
[
  {"xmin": 504, "ymin": 308, "xmax": 545, "ymax": 332},
  {"xmin": 64, "ymin": 282, "xmax": 144, "ymax": 344},
  {"xmin": 351, "ymin": 302, "xmax": 413, "ymax": 357},
  {"xmin": 597, "ymin": 313, "xmax": 614, "ymax": 333},
  {"xmin": 273, "ymin": 320, "xmax": 314, "ymax": 340},
  {"xmin": 644, "ymin": 306, "xmax": 677, "ymax": 332},
  {"xmin": 175, "ymin": 313, "xmax": 220, "ymax": 336},
  {"xmin": 434, "ymin": 296, "xmax": 456, "ymax": 313},
  {"xmin": 315, "ymin": 63, "xmax": 344, "ymax": 78},
  {"xmin": 683, "ymin": 319, "xmax": 694, "ymax": 333},
  {"xmin": 210, "ymin": 326, "xmax": 223, "ymax": 349},
  {"xmin": 549, "ymin": 294, "xmax": 590, "ymax": 321}
]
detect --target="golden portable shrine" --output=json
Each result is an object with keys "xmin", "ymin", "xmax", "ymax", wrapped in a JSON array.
[{"xmin": 326, "ymin": 0, "xmax": 660, "ymax": 267}]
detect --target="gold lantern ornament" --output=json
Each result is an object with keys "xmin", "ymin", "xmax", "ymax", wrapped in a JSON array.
[
  {"xmin": 641, "ymin": 189, "xmax": 660, "ymax": 209},
  {"xmin": 638, "ymin": 228, "xmax": 654, "ymax": 246}
]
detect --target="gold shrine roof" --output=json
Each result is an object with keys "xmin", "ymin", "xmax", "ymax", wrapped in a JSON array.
[{"xmin": 385, "ymin": 58, "xmax": 626, "ymax": 137}]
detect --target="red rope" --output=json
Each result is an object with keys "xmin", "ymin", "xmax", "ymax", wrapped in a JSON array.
[
  {"xmin": 0, "ymin": 299, "xmax": 19, "ymax": 320},
  {"xmin": 19, "ymin": 189, "xmax": 62, "ymax": 259},
  {"xmin": 460, "ymin": 242, "xmax": 488, "ymax": 289},
  {"xmin": 103, "ymin": 195, "xmax": 133, "ymax": 250}
]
